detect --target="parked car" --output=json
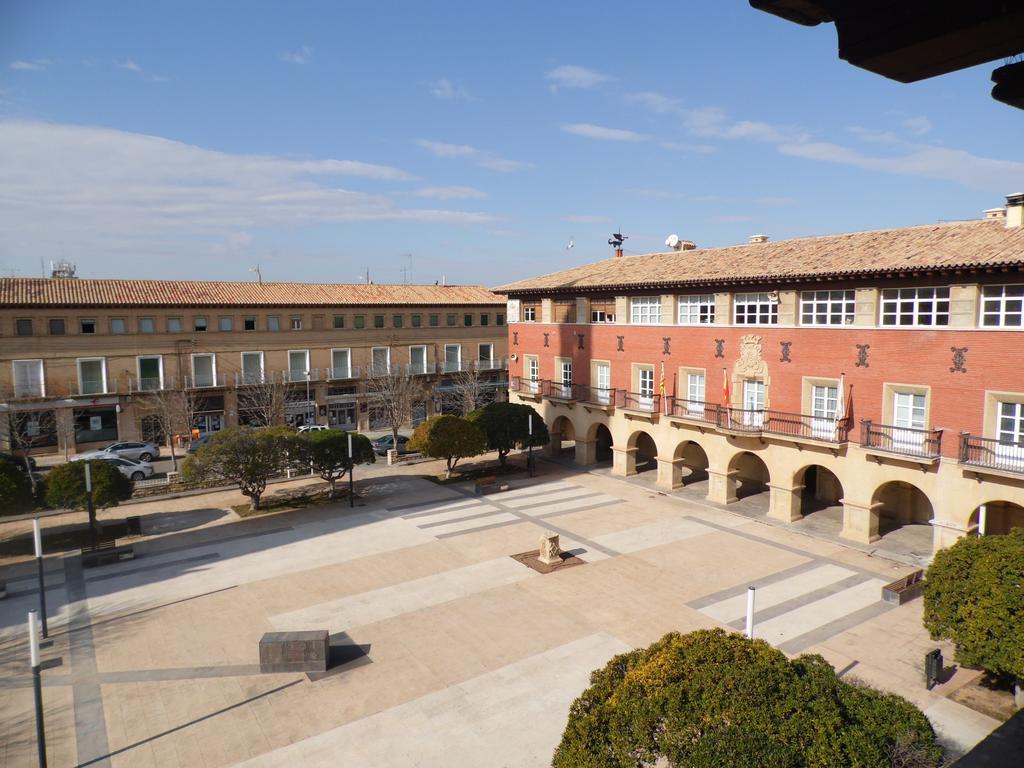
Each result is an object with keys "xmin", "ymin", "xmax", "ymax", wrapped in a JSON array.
[
  {"xmin": 0, "ymin": 452, "xmax": 37, "ymax": 473},
  {"xmin": 73, "ymin": 441, "xmax": 161, "ymax": 462},
  {"xmin": 371, "ymin": 434, "xmax": 411, "ymax": 456},
  {"xmin": 186, "ymin": 434, "xmax": 213, "ymax": 454},
  {"xmin": 297, "ymin": 424, "xmax": 329, "ymax": 433},
  {"xmin": 76, "ymin": 454, "xmax": 155, "ymax": 482}
]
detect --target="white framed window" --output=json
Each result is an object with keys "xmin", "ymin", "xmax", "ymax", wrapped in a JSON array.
[
  {"xmin": 241, "ymin": 351, "xmax": 265, "ymax": 384},
  {"xmin": 443, "ymin": 344, "xmax": 461, "ymax": 373},
  {"xmin": 687, "ymin": 373, "xmax": 706, "ymax": 403},
  {"xmin": 631, "ymin": 297, "xmax": 661, "ymax": 325},
  {"xmin": 742, "ymin": 379, "xmax": 765, "ymax": 427},
  {"xmin": 371, "ymin": 346, "xmax": 391, "ymax": 375},
  {"xmin": 136, "ymin": 355, "xmax": 164, "ymax": 391},
  {"xmin": 997, "ymin": 401, "xmax": 1024, "ymax": 444},
  {"xmin": 78, "ymin": 357, "xmax": 107, "ymax": 395},
  {"xmin": 12, "ymin": 359, "xmax": 45, "ymax": 397},
  {"xmin": 734, "ymin": 293, "xmax": 779, "ymax": 325},
  {"xmin": 559, "ymin": 360, "xmax": 572, "ymax": 396},
  {"xmin": 596, "ymin": 362, "xmax": 611, "ymax": 404},
  {"xmin": 288, "ymin": 350, "xmax": 310, "ymax": 381},
  {"xmin": 523, "ymin": 305, "xmax": 537, "ymax": 322},
  {"xmin": 677, "ymin": 294, "xmax": 715, "ymax": 325},
  {"xmin": 330, "ymin": 348, "xmax": 351, "ymax": 379},
  {"xmin": 638, "ymin": 368, "xmax": 655, "ymax": 397},
  {"xmin": 478, "ymin": 343, "xmax": 494, "ymax": 363},
  {"xmin": 290, "ymin": 315, "xmax": 303, "ymax": 330},
  {"xmin": 191, "ymin": 353, "xmax": 216, "ymax": 388},
  {"xmin": 981, "ymin": 285, "xmax": 1024, "ymax": 327},
  {"xmin": 800, "ymin": 290, "xmax": 855, "ymax": 326},
  {"xmin": 527, "ymin": 356, "xmax": 540, "ymax": 393},
  {"xmin": 893, "ymin": 391, "xmax": 926, "ymax": 429},
  {"xmin": 409, "ymin": 345, "xmax": 427, "ymax": 374},
  {"xmin": 881, "ymin": 287, "xmax": 950, "ymax": 326},
  {"xmin": 810, "ymin": 384, "xmax": 839, "ymax": 439}
]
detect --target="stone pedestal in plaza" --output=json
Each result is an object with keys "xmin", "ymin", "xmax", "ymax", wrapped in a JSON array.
[
  {"xmin": 538, "ymin": 532, "xmax": 561, "ymax": 565},
  {"xmin": 259, "ymin": 630, "xmax": 330, "ymax": 673}
]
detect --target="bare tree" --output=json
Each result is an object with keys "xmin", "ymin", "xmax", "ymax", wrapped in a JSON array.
[
  {"xmin": 139, "ymin": 388, "xmax": 202, "ymax": 472},
  {"xmin": 2, "ymin": 405, "xmax": 56, "ymax": 492},
  {"xmin": 441, "ymin": 365, "xmax": 498, "ymax": 416},
  {"xmin": 235, "ymin": 373, "xmax": 289, "ymax": 429},
  {"xmin": 364, "ymin": 357, "xmax": 424, "ymax": 444}
]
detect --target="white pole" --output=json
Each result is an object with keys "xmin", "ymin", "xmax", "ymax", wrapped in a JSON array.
[
  {"xmin": 28, "ymin": 610, "xmax": 40, "ymax": 668},
  {"xmin": 84, "ymin": 462, "xmax": 92, "ymax": 492},
  {"xmin": 32, "ymin": 518, "xmax": 42, "ymax": 558},
  {"xmin": 745, "ymin": 586, "xmax": 756, "ymax": 639},
  {"xmin": 978, "ymin": 504, "xmax": 987, "ymax": 536},
  {"xmin": 528, "ymin": 414, "xmax": 533, "ymax": 435}
]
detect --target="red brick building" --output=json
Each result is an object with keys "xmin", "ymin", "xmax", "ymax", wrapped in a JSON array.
[{"xmin": 500, "ymin": 195, "xmax": 1024, "ymax": 557}]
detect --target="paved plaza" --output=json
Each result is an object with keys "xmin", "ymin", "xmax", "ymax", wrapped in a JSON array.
[{"xmin": 0, "ymin": 457, "xmax": 1002, "ymax": 767}]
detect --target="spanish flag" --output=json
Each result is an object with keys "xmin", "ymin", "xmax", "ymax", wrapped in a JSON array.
[
  {"xmin": 722, "ymin": 368, "xmax": 731, "ymax": 408},
  {"xmin": 660, "ymin": 361, "xmax": 667, "ymax": 414}
]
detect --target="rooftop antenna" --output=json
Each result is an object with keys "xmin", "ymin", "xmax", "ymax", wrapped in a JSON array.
[{"xmin": 249, "ymin": 265, "xmax": 262, "ymax": 284}]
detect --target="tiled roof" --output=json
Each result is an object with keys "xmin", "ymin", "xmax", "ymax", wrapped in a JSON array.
[
  {"xmin": 497, "ymin": 219, "xmax": 1024, "ymax": 294},
  {"xmin": 0, "ymin": 279, "xmax": 506, "ymax": 307}
]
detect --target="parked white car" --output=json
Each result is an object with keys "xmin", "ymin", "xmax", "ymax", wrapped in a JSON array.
[
  {"xmin": 78, "ymin": 454, "xmax": 155, "ymax": 481},
  {"xmin": 73, "ymin": 441, "xmax": 161, "ymax": 462},
  {"xmin": 297, "ymin": 424, "xmax": 329, "ymax": 433}
]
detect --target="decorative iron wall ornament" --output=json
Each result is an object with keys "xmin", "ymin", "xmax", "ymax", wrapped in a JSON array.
[
  {"xmin": 779, "ymin": 341, "xmax": 792, "ymax": 363},
  {"xmin": 617, "ymin": 335, "xmax": 625, "ymax": 352},
  {"xmin": 512, "ymin": 331, "xmax": 519, "ymax": 346},
  {"xmin": 543, "ymin": 332, "xmax": 550, "ymax": 348},
  {"xmin": 856, "ymin": 344, "xmax": 870, "ymax": 368},
  {"xmin": 714, "ymin": 339, "xmax": 725, "ymax": 359},
  {"xmin": 950, "ymin": 346, "xmax": 968, "ymax": 373},
  {"xmin": 662, "ymin": 336, "xmax": 671, "ymax": 355},
  {"xmin": 577, "ymin": 333, "xmax": 585, "ymax": 350}
]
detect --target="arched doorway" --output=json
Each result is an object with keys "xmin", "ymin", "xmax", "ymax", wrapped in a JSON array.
[
  {"xmin": 970, "ymin": 501, "xmax": 1024, "ymax": 536},
  {"xmin": 793, "ymin": 465, "xmax": 844, "ymax": 534},
  {"xmin": 673, "ymin": 440, "xmax": 710, "ymax": 489},
  {"xmin": 593, "ymin": 423, "xmax": 613, "ymax": 464},
  {"xmin": 729, "ymin": 451, "xmax": 770, "ymax": 501},
  {"xmin": 628, "ymin": 430, "xmax": 658, "ymax": 474},
  {"xmin": 871, "ymin": 481, "xmax": 934, "ymax": 555},
  {"xmin": 549, "ymin": 415, "xmax": 576, "ymax": 457}
]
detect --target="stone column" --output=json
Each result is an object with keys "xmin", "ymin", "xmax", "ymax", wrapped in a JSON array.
[
  {"xmin": 930, "ymin": 519, "xmax": 968, "ymax": 553},
  {"xmin": 767, "ymin": 482, "xmax": 804, "ymax": 522},
  {"xmin": 546, "ymin": 427, "xmax": 562, "ymax": 457},
  {"xmin": 575, "ymin": 438, "xmax": 596, "ymax": 466},
  {"xmin": 707, "ymin": 468, "xmax": 738, "ymax": 504},
  {"xmin": 841, "ymin": 500, "xmax": 880, "ymax": 544},
  {"xmin": 657, "ymin": 457, "xmax": 683, "ymax": 490},
  {"xmin": 612, "ymin": 445, "xmax": 637, "ymax": 477}
]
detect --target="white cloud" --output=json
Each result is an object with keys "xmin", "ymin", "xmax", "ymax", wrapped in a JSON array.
[
  {"xmin": 114, "ymin": 58, "xmax": 169, "ymax": 83},
  {"xmin": 415, "ymin": 138, "xmax": 529, "ymax": 172},
  {"xmin": 561, "ymin": 123, "xmax": 648, "ymax": 142},
  {"xmin": 280, "ymin": 46, "xmax": 312, "ymax": 65},
  {"xmin": 684, "ymin": 106, "xmax": 807, "ymax": 144},
  {"xmin": 659, "ymin": 141, "xmax": 717, "ymax": 154},
  {"xmin": 563, "ymin": 215, "xmax": 608, "ymax": 223},
  {"xmin": 9, "ymin": 59, "xmax": 51, "ymax": 71},
  {"xmin": 0, "ymin": 121, "xmax": 495, "ymax": 269},
  {"xmin": 544, "ymin": 64, "xmax": 613, "ymax": 91},
  {"xmin": 902, "ymin": 116, "xmax": 933, "ymax": 136},
  {"xmin": 414, "ymin": 185, "xmax": 487, "ymax": 200},
  {"xmin": 116, "ymin": 58, "xmax": 141, "ymax": 72},
  {"xmin": 429, "ymin": 79, "xmax": 474, "ymax": 101},
  {"xmin": 627, "ymin": 91, "xmax": 684, "ymax": 115},
  {"xmin": 756, "ymin": 196, "xmax": 797, "ymax": 206}
]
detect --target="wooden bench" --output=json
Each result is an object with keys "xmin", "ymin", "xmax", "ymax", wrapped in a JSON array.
[
  {"xmin": 81, "ymin": 538, "xmax": 136, "ymax": 568},
  {"xmin": 882, "ymin": 569, "xmax": 925, "ymax": 605}
]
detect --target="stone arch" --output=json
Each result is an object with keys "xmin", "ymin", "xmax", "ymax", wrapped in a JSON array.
[
  {"xmin": 728, "ymin": 450, "xmax": 771, "ymax": 500},
  {"xmin": 671, "ymin": 439, "xmax": 710, "ymax": 488},
  {"xmin": 548, "ymin": 414, "xmax": 576, "ymax": 458},
  {"xmin": 592, "ymin": 423, "xmax": 614, "ymax": 464},
  {"xmin": 970, "ymin": 500, "xmax": 1024, "ymax": 536},
  {"xmin": 794, "ymin": 464, "xmax": 844, "ymax": 515},
  {"xmin": 626, "ymin": 429, "xmax": 659, "ymax": 474},
  {"xmin": 870, "ymin": 481, "xmax": 934, "ymax": 556}
]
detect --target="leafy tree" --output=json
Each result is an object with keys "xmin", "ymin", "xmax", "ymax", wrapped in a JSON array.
[
  {"xmin": 0, "ymin": 461, "xmax": 35, "ymax": 515},
  {"xmin": 553, "ymin": 629, "xmax": 942, "ymax": 768},
  {"xmin": 469, "ymin": 401, "xmax": 549, "ymax": 468},
  {"xmin": 924, "ymin": 529, "xmax": 1024, "ymax": 700},
  {"xmin": 408, "ymin": 415, "xmax": 487, "ymax": 478},
  {"xmin": 183, "ymin": 425, "xmax": 295, "ymax": 510},
  {"xmin": 45, "ymin": 460, "xmax": 132, "ymax": 532},
  {"xmin": 292, "ymin": 430, "xmax": 375, "ymax": 499}
]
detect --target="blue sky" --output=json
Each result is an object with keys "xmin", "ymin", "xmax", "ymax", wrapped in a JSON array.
[{"xmin": 1, "ymin": 1, "xmax": 1021, "ymax": 286}]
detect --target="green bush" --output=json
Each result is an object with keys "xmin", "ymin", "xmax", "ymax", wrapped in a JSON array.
[
  {"xmin": 408, "ymin": 415, "xmax": 487, "ymax": 478},
  {"xmin": 924, "ymin": 528, "xmax": 1024, "ymax": 685},
  {"xmin": 0, "ymin": 462, "xmax": 35, "ymax": 515},
  {"xmin": 45, "ymin": 460, "xmax": 132, "ymax": 510},
  {"xmin": 553, "ymin": 629, "xmax": 942, "ymax": 768},
  {"xmin": 468, "ymin": 401, "xmax": 549, "ymax": 467},
  {"xmin": 183, "ymin": 425, "xmax": 295, "ymax": 510},
  {"xmin": 292, "ymin": 430, "xmax": 375, "ymax": 499}
]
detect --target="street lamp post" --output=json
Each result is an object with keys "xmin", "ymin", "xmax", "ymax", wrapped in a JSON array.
[
  {"xmin": 32, "ymin": 519, "xmax": 47, "ymax": 639},
  {"xmin": 28, "ymin": 610, "xmax": 47, "ymax": 767},
  {"xmin": 84, "ymin": 462, "xmax": 96, "ymax": 546},
  {"xmin": 745, "ymin": 586, "xmax": 756, "ymax": 640},
  {"xmin": 528, "ymin": 414, "xmax": 534, "ymax": 478},
  {"xmin": 348, "ymin": 432, "xmax": 355, "ymax": 508}
]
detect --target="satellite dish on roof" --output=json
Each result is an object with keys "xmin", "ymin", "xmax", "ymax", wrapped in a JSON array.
[{"xmin": 665, "ymin": 234, "xmax": 680, "ymax": 250}]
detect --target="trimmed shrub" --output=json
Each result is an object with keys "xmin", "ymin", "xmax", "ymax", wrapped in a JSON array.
[
  {"xmin": 553, "ymin": 629, "xmax": 942, "ymax": 768},
  {"xmin": 0, "ymin": 462, "xmax": 34, "ymax": 515},
  {"xmin": 469, "ymin": 401, "xmax": 549, "ymax": 467},
  {"xmin": 408, "ymin": 415, "xmax": 487, "ymax": 478}
]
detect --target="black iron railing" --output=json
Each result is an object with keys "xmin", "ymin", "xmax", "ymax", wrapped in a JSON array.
[
  {"xmin": 861, "ymin": 420, "xmax": 942, "ymax": 459},
  {"xmin": 763, "ymin": 410, "xmax": 849, "ymax": 443},
  {"xmin": 959, "ymin": 433, "xmax": 1024, "ymax": 473},
  {"xmin": 622, "ymin": 391, "xmax": 661, "ymax": 413},
  {"xmin": 573, "ymin": 384, "xmax": 622, "ymax": 407}
]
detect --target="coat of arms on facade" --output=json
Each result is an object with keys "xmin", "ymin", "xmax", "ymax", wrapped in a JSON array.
[{"xmin": 735, "ymin": 334, "xmax": 768, "ymax": 378}]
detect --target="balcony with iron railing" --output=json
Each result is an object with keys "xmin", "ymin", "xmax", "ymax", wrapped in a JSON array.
[
  {"xmin": 280, "ymin": 368, "xmax": 321, "ymax": 384},
  {"xmin": 959, "ymin": 433, "xmax": 1024, "ymax": 475},
  {"xmin": 184, "ymin": 373, "xmax": 228, "ymax": 389},
  {"xmin": 476, "ymin": 358, "xmax": 507, "ymax": 371},
  {"xmin": 714, "ymin": 407, "xmax": 764, "ymax": 435},
  {"xmin": 76, "ymin": 379, "xmax": 113, "ymax": 396},
  {"xmin": 861, "ymin": 420, "xmax": 942, "ymax": 461},
  {"xmin": 667, "ymin": 397, "xmax": 718, "ymax": 426},
  {"xmin": 542, "ymin": 379, "xmax": 576, "ymax": 401},
  {"xmin": 128, "ymin": 375, "xmax": 176, "ymax": 393},
  {"xmin": 327, "ymin": 365, "xmax": 360, "ymax": 381},
  {"xmin": 509, "ymin": 375, "xmax": 543, "ymax": 397},
  {"xmin": 572, "ymin": 384, "xmax": 622, "ymax": 409},
  {"xmin": 622, "ymin": 391, "xmax": 661, "ymax": 416},
  {"xmin": 762, "ymin": 410, "xmax": 850, "ymax": 444},
  {"xmin": 408, "ymin": 361, "xmax": 437, "ymax": 376}
]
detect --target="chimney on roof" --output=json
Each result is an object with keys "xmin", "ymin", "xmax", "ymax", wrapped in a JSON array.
[
  {"xmin": 749, "ymin": 234, "xmax": 769, "ymax": 244},
  {"xmin": 1007, "ymin": 193, "xmax": 1024, "ymax": 228},
  {"xmin": 615, "ymin": 247, "xmax": 623, "ymax": 258},
  {"xmin": 984, "ymin": 207, "xmax": 1007, "ymax": 221}
]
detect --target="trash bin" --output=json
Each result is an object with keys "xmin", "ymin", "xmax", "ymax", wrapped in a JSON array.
[
  {"xmin": 125, "ymin": 515, "xmax": 142, "ymax": 536},
  {"xmin": 925, "ymin": 648, "xmax": 943, "ymax": 689}
]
